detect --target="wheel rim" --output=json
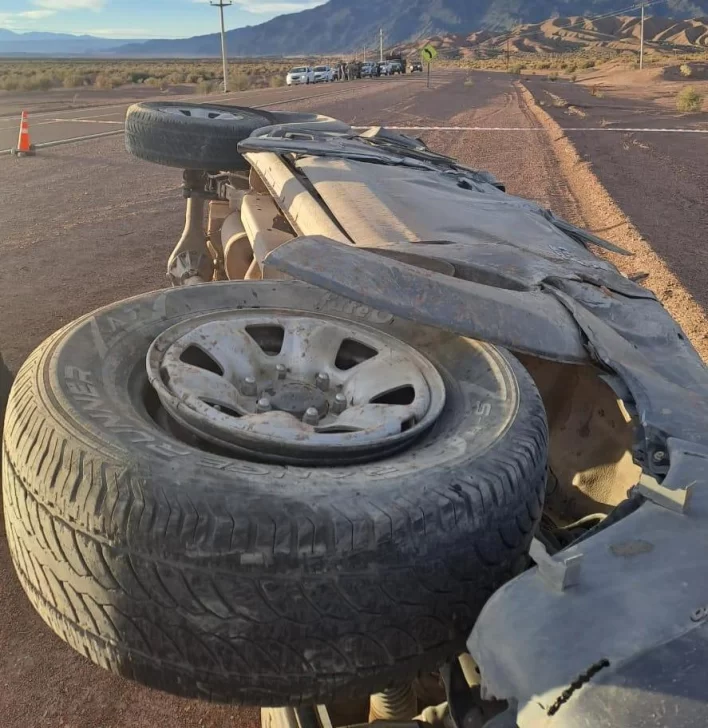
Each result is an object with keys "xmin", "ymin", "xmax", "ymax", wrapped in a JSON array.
[
  {"xmin": 158, "ymin": 105, "xmax": 248, "ymax": 121},
  {"xmin": 146, "ymin": 311, "xmax": 446, "ymax": 465}
]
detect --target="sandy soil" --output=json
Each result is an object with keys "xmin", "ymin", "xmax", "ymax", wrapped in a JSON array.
[
  {"xmin": 0, "ymin": 70, "xmax": 705, "ymax": 726},
  {"xmin": 0, "ymin": 83, "xmax": 198, "ymax": 118},
  {"xmin": 522, "ymin": 73, "xmax": 708, "ymax": 360}
]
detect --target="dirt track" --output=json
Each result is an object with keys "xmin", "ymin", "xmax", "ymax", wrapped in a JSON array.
[{"xmin": 0, "ymin": 70, "xmax": 705, "ymax": 727}]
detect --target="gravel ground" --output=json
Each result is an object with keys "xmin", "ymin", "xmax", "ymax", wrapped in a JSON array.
[
  {"xmin": 523, "ymin": 77, "xmax": 708, "ymax": 360},
  {"xmin": 0, "ymin": 70, "xmax": 704, "ymax": 727}
]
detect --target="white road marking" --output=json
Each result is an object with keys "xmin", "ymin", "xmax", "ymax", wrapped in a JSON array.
[
  {"xmin": 42, "ymin": 118, "xmax": 125, "ymax": 125},
  {"xmin": 365, "ymin": 125, "xmax": 708, "ymax": 134},
  {"xmin": 0, "ymin": 129, "xmax": 125, "ymax": 156}
]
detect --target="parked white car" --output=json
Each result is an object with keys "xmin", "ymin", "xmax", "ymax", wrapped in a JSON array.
[
  {"xmin": 312, "ymin": 65, "xmax": 334, "ymax": 83},
  {"xmin": 286, "ymin": 66, "xmax": 314, "ymax": 85}
]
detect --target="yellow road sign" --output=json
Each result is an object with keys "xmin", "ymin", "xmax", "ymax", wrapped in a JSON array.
[{"xmin": 421, "ymin": 44, "xmax": 438, "ymax": 62}]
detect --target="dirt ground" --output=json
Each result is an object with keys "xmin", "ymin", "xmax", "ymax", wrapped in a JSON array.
[
  {"xmin": 0, "ymin": 70, "xmax": 706, "ymax": 727},
  {"xmin": 523, "ymin": 69, "xmax": 708, "ymax": 358}
]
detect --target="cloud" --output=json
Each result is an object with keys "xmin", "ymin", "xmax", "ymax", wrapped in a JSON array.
[
  {"xmin": 32, "ymin": 0, "xmax": 105, "ymax": 10},
  {"xmin": 79, "ymin": 27, "xmax": 162, "ymax": 38},
  {"xmin": 0, "ymin": 8, "xmax": 57, "ymax": 28},
  {"xmin": 193, "ymin": 0, "xmax": 326, "ymax": 13},
  {"xmin": 239, "ymin": 2, "xmax": 325, "ymax": 12},
  {"xmin": 21, "ymin": 9, "xmax": 56, "ymax": 18}
]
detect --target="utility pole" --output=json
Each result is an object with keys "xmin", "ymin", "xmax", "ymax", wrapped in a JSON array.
[
  {"xmin": 363, "ymin": 45, "xmax": 367, "ymax": 63},
  {"xmin": 211, "ymin": 0, "xmax": 232, "ymax": 92},
  {"xmin": 506, "ymin": 37, "xmax": 510, "ymax": 71},
  {"xmin": 380, "ymin": 28, "xmax": 384, "ymax": 63},
  {"xmin": 639, "ymin": 3, "xmax": 645, "ymax": 70}
]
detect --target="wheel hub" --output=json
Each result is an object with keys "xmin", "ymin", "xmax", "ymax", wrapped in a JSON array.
[
  {"xmin": 146, "ymin": 310, "xmax": 446, "ymax": 465},
  {"xmin": 268, "ymin": 382, "xmax": 328, "ymax": 418}
]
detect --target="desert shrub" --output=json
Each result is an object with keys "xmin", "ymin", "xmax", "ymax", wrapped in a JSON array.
[
  {"xmin": 509, "ymin": 63, "xmax": 523, "ymax": 75},
  {"xmin": 676, "ymin": 86, "xmax": 702, "ymax": 112},
  {"xmin": 269, "ymin": 74, "xmax": 285, "ymax": 88},
  {"xmin": 94, "ymin": 72, "xmax": 126, "ymax": 89},
  {"xmin": 579, "ymin": 59, "xmax": 595, "ymax": 69},
  {"xmin": 197, "ymin": 79, "xmax": 216, "ymax": 94},
  {"xmin": 230, "ymin": 72, "xmax": 251, "ymax": 91},
  {"xmin": 570, "ymin": 74, "xmax": 577, "ymax": 82},
  {"xmin": 62, "ymin": 73, "xmax": 86, "ymax": 88},
  {"xmin": 539, "ymin": 61, "xmax": 551, "ymax": 69},
  {"xmin": 680, "ymin": 64, "xmax": 693, "ymax": 78},
  {"xmin": 590, "ymin": 85, "xmax": 604, "ymax": 97},
  {"xmin": 187, "ymin": 72, "xmax": 201, "ymax": 84},
  {"xmin": 548, "ymin": 72, "xmax": 558, "ymax": 81},
  {"xmin": 567, "ymin": 63, "xmax": 577, "ymax": 73}
]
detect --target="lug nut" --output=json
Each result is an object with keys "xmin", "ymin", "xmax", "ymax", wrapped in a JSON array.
[
  {"xmin": 332, "ymin": 392, "xmax": 347, "ymax": 414},
  {"xmin": 256, "ymin": 397, "xmax": 272, "ymax": 413},
  {"xmin": 315, "ymin": 372, "xmax": 330, "ymax": 391},
  {"xmin": 276, "ymin": 364, "xmax": 287, "ymax": 380},
  {"xmin": 303, "ymin": 407, "xmax": 320, "ymax": 425},
  {"xmin": 242, "ymin": 376, "xmax": 257, "ymax": 396}
]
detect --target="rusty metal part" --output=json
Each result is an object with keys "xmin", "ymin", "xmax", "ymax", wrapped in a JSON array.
[
  {"xmin": 221, "ymin": 211, "xmax": 252, "ymax": 281},
  {"xmin": 240, "ymin": 192, "xmax": 294, "ymax": 278},
  {"xmin": 168, "ymin": 171, "xmax": 213, "ymax": 286},
  {"xmin": 146, "ymin": 310, "xmax": 446, "ymax": 465},
  {"xmin": 243, "ymin": 151, "xmax": 351, "ymax": 244},
  {"xmin": 369, "ymin": 685, "xmax": 418, "ymax": 722}
]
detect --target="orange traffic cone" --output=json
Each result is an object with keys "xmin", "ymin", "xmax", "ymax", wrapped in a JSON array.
[{"xmin": 12, "ymin": 111, "xmax": 35, "ymax": 157}]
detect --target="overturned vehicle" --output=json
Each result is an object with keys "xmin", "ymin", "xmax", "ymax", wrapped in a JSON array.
[{"xmin": 3, "ymin": 101, "xmax": 708, "ymax": 728}]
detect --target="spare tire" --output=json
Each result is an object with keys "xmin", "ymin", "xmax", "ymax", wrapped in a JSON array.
[
  {"xmin": 125, "ymin": 102, "xmax": 276, "ymax": 170},
  {"xmin": 0, "ymin": 351, "xmax": 12, "ymax": 532},
  {"xmin": 2, "ymin": 281, "xmax": 547, "ymax": 706}
]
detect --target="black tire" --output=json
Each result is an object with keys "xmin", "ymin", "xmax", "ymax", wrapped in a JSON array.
[
  {"xmin": 0, "ymin": 351, "xmax": 12, "ymax": 533},
  {"xmin": 124, "ymin": 102, "xmax": 276, "ymax": 171},
  {"xmin": 2, "ymin": 281, "xmax": 547, "ymax": 706}
]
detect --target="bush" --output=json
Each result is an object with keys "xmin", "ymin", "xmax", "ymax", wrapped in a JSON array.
[
  {"xmin": 269, "ymin": 74, "xmax": 285, "ymax": 88},
  {"xmin": 680, "ymin": 64, "xmax": 693, "ymax": 78},
  {"xmin": 509, "ymin": 63, "xmax": 523, "ymax": 75},
  {"xmin": 676, "ymin": 86, "xmax": 702, "ymax": 112},
  {"xmin": 197, "ymin": 79, "xmax": 216, "ymax": 94},
  {"xmin": 539, "ymin": 61, "xmax": 551, "ymax": 70},
  {"xmin": 579, "ymin": 59, "xmax": 596, "ymax": 69},
  {"xmin": 549, "ymin": 72, "xmax": 558, "ymax": 82},
  {"xmin": 62, "ymin": 73, "xmax": 86, "ymax": 88},
  {"xmin": 590, "ymin": 85, "xmax": 604, "ymax": 97},
  {"xmin": 570, "ymin": 74, "xmax": 577, "ymax": 82}
]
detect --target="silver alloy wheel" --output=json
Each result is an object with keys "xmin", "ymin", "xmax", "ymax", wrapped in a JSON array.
[
  {"xmin": 158, "ymin": 105, "xmax": 248, "ymax": 121},
  {"xmin": 147, "ymin": 311, "xmax": 446, "ymax": 464}
]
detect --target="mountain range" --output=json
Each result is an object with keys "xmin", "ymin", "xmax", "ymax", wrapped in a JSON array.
[
  {"xmin": 3, "ymin": 1, "xmax": 708, "ymax": 57},
  {"xmin": 0, "ymin": 29, "xmax": 138, "ymax": 55},
  {"xmin": 397, "ymin": 14, "xmax": 708, "ymax": 59}
]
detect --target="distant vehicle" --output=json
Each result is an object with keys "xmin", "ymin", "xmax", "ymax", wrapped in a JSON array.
[
  {"xmin": 411, "ymin": 61, "xmax": 424, "ymax": 73},
  {"xmin": 360, "ymin": 62, "xmax": 378, "ymax": 78},
  {"xmin": 384, "ymin": 55, "xmax": 407, "ymax": 74},
  {"xmin": 312, "ymin": 65, "xmax": 334, "ymax": 83},
  {"xmin": 286, "ymin": 66, "xmax": 314, "ymax": 86}
]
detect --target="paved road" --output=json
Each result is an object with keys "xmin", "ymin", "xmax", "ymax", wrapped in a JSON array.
[
  {"xmin": 0, "ymin": 76, "xmax": 425, "ymax": 152},
  {"xmin": 1, "ymin": 68, "xmax": 705, "ymax": 728}
]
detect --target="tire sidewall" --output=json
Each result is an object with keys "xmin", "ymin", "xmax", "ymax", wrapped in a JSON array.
[{"xmin": 26, "ymin": 282, "xmax": 533, "ymax": 559}]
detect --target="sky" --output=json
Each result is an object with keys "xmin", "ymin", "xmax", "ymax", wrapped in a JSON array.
[{"xmin": 0, "ymin": 0, "xmax": 329, "ymax": 38}]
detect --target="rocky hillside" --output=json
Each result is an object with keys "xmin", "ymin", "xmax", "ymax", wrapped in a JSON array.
[
  {"xmin": 115, "ymin": 0, "xmax": 708, "ymax": 57},
  {"xmin": 396, "ymin": 15, "xmax": 708, "ymax": 59}
]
